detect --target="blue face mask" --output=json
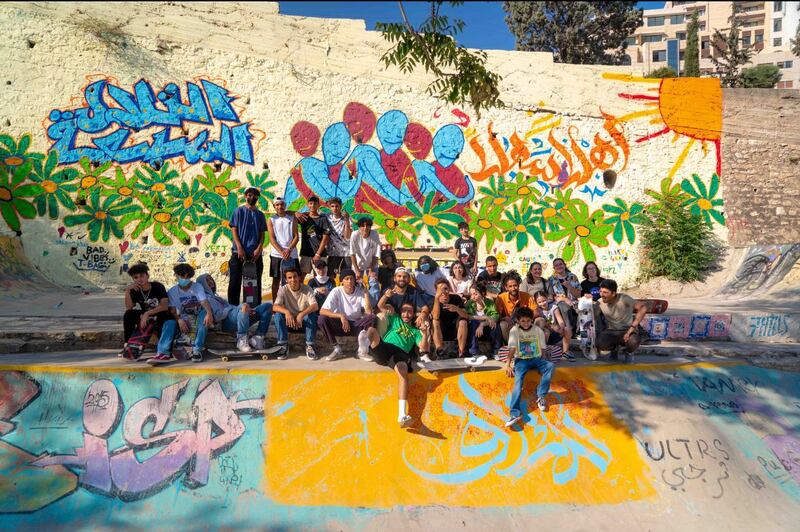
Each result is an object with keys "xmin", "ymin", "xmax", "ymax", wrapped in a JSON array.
[
  {"xmin": 420, "ymin": 263, "xmax": 431, "ymax": 273},
  {"xmin": 177, "ymin": 278, "xmax": 192, "ymax": 288}
]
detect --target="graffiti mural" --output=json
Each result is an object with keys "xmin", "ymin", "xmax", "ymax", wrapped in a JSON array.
[
  {"xmin": 720, "ymin": 243, "xmax": 800, "ymax": 296},
  {"xmin": 46, "ymin": 78, "xmax": 257, "ymax": 166}
]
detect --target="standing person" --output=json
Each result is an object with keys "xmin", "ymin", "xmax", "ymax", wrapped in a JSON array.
[
  {"xmin": 122, "ymin": 262, "xmax": 171, "ymax": 356},
  {"xmin": 431, "ymin": 278, "xmax": 469, "ymax": 359},
  {"xmin": 298, "ymin": 196, "xmax": 331, "ymax": 283},
  {"xmin": 465, "ymin": 281, "xmax": 502, "ymax": 359},
  {"xmin": 349, "ymin": 216, "xmax": 381, "ymax": 303},
  {"xmin": 496, "ymin": 271, "xmax": 538, "ymax": 342},
  {"xmin": 451, "ymin": 221, "xmax": 478, "ymax": 276},
  {"xmin": 325, "ymin": 197, "xmax": 352, "ymax": 277},
  {"xmin": 476, "ymin": 256, "xmax": 504, "ymax": 300},
  {"xmin": 504, "ymin": 307, "xmax": 554, "ymax": 426},
  {"xmin": 228, "ymin": 187, "xmax": 267, "ymax": 306},
  {"xmin": 318, "ymin": 269, "xmax": 377, "ymax": 362},
  {"xmin": 377, "ymin": 249, "xmax": 399, "ymax": 293},
  {"xmin": 533, "ymin": 291, "xmax": 575, "ymax": 361},
  {"xmin": 590, "ymin": 279, "xmax": 648, "ymax": 362},
  {"xmin": 267, "ymin": 196, "xmax": 299, "ymax": 301},
  {"xmin": 580, "ymin": 261, "xmax": 606, "ymax": 301},
  {"xmin": 447, "ymin": 260, "xmax": 472, "ymax": 300},
  {"xmin": 307, "ymin": 260, "xmax": 335, "ymax": 309},
  {"xmin": 520, "ymin": 262, "xmax": 549, "ymax": 299},
  {"xmin": 272, "ymin": 266, "xmax": 319, "ymax": 360},
  {"xmin": 365, "ymin": 301, "xmax": 429, "ymax": 427},
  {"xmin": 547, "ymin": 257, "xmax": 582, "ymax": 332}
]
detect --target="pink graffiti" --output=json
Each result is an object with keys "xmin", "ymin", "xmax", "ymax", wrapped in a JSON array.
[
  {"xmin": 451, "ymin": 108, "xmax": 470, "ymax": 127},
  {"xmin": 343, "ymin": 102, "xmax": 377, "ymax": 144},
  {"xmin": 33, "ymin": 378, "xmax": 263, "ymax": 500},
  {"xmin": 290, "ymin": 121, "xmax": 321, "ymax": 157}
]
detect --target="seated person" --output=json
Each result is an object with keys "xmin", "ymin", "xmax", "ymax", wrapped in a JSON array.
[
  {"xmin": 379, "ymin": 267, "xmax": 431, "ymax": 325},
  {"xmin": 377, "ymin": 249, "xmax": 399, "ymax": 293},
  {"xmin": 447, "ymin": 260, "xmax": 472, "ymax": 300},
  {"xmin": 476, "ymin": 255, "xmax": 504, "ymax": 300},
  {"xmin": 319, "ymin": 269, "xmax": 377, "ymax": 362},
  {"xmin": 366, "ymin": 301, "xmax": 429, "ymax": 427},
  {"xmin": 431, "ymin": 278, "xmax": 469, "ymax": 358},
  {"xmin": 520, "ymin": 261, "xmax": 548, "ymax": 299},
  {"xmin": 196, "ymin": 274, "xmax": 273, "ymax": 352},
  {"xmin": 121, "ymin": 262, "xmax": 171, "ymax": 359},
  {"xmin": 414, "ymin": 255, "xmax": 447, "ymax": 308},
  {"xmin": 580, "ymin": 261, "xmax": 606, "ymax": 301},
  {"xmin": 590, "ymin": 279, "xmax": 647, "ymax": 362},
  {"xmin": 465, "ymin": 281, "xmax": 502, "ymax": 359},
  {"xmin": 148, "ymin": 263, "xmax": 215, "ymax": 365},
  {"xmin": 496, "ymin": 271, "xmax": 538, "ymax": 342},
  {"xmin": 272, "ymin": 266, "xmax": 319, "ymax": 360},
  {"xmin": 547, "ymin": 257, "xmax": 582, "ymax": 331},
  {"xmin": 533, "ymin": 291, "xmax": 575, "ymax": 361},
  {"xmin": 307, "ymin": 260, "xmax": 335, "ymax": 309}
]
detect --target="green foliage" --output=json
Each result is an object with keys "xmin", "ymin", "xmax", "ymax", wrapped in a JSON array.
[
  {"xmin": 502, "ymin": 1, "xmax": 642, "ymax": 65},
  {"xmin": 742, "ymin": 64, "xmax": 782, "ymax": 88},
  {"xmin": 684, "ymin": 10, "xmax": 700, "ymax": 77},
  {"xmin": 376, "ymin": 1, "xmax": 503, "ymax": 118},
  {"xmin": 645, "ymin": 67, "xmax": 677, "ymax": 78},
  {"xmin": 710, "ymin": 16, "xmax": 753, "ymax": 88},
  {"xmin": 793, "ymin": 25, "xmax": 800, "ymax": 57},
  {"xmin": 638, "ymin": 194, "xmax": 722, "ymax": 283}
]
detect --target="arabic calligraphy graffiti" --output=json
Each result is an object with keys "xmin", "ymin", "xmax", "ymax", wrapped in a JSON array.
[
  {"xmin": 46, "ymin": 78, "xmax": 255, "ymax": 166},
  {"xmin": 403, "ymin": 374, "xmax": 612, "ymax": 485},
  {"xmin": 641, "ymin": 436, "xmax": 731, "ymax": 498}
]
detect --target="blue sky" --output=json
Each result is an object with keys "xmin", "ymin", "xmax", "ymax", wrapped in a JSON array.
[{"xmin": 278, "ymin": 1, "xmax": 666, "ymax": 51}]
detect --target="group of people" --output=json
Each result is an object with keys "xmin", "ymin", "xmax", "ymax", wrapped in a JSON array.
[{"xmin": 121, "ymin": 188, "xmax": 650, "ymax": 427}]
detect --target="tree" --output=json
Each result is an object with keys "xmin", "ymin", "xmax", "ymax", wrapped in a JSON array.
[
  {"xmin": 683, "ymin": 10, "xmax": 700, "ymax": 77},
  {"xmin": 502, "ymin": 1, "xmax": 642, "ymax": 64},
  {"xmin": 376, "ymin": 1, "xmax": 502, "ymax": 118},
  {"xmin": 710, "ymin": 15, "xmax": 753, "ymax": 87},
  {"xmin": 742, "ymin": 64, "xmax": 782, "ymax": 88},
  {"xmin": 645, "ymin": 66, "xmax": 677, "ymax": 78},
  {"xmin": 792, "ymin": 25, "xmax": 800, "ymax": 57}
]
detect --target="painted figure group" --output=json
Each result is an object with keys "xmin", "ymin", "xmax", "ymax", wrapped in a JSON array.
[{"xmin": 121, "ymin": 188, "xmax": 649, "ymax": 427}]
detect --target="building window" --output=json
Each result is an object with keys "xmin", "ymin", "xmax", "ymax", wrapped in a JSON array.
[
  {"xmin": 623, "ymin": 36, "xmax": 637, "ymax": 46},
  {"xmin": 676, "ymin": 32, "xmax": 687, "ymax": 40},
  {"xmin": 679, "ymin": 51, "xmax": 685, "ymax": 60},
  {"xmin": 774, "ymin": 38, "xmax": 782, "ymax": 47},
  {"xmin": 774, "ymin": 1, "xmax": 783, "ymax": 12},
  {"xmin": 648, "ymin": 16, "xmax": 665, "ymax": 26},
  {"xmin": 699, "ymin": 22, "xmax": 706, "ymax": 31},
  {"xmin": 670, "ymin": 14, "xmax": 685, "ymax": 24},
  {"xmin": 741, "ymin": 20, "xmax": 762, "ymax": 28},
  {"xmin": 755, "ymin": 33, "xmax": 764, "ymax": 43},
  {"xmin": 642, "ymin": 34, "xmax": 663, "ymax": 43},
  {"xmin": 652, "ymin": 50, "xmax": 667, "ymax": 62},
  {"xmin": 701, "ymin": 40, "xmax": 710, "ymax": 50},
  {"xmin": 774, "ymin": 19, "xmax": 782, "ymax": 32},
  {"xmin": 777, "ymin": 60, "xmax": 793, "ymax": 68},
  {"xmin": 742, "ymin": 34, "xmax": 752, "ymax": 45}
]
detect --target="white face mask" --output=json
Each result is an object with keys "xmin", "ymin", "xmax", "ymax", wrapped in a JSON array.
[{"xmin": 315, "ymin": 273, "xmax": 329, "ymax": 284}]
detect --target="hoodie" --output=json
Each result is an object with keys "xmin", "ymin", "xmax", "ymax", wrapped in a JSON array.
[{"xmin": 196, "ymin": 274, "xmax": 234, "ymax": 322}]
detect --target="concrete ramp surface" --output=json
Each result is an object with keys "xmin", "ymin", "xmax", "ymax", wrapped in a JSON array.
[{"xmin": 0, "ymin": 361, "xmax": 797, "ymax": 530}]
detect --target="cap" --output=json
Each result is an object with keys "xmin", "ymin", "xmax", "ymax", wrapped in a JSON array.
[
  {"xmin": 273, "ymin": 196, "xmax": 286, "ymax": 205},
  {"xmin": 244, "ymin": 186, "xmax": 260, "ymax": 197},
  {"xmin": 313, "ymin": 259, "xmax": 327, "ymax": 269},
  {"xmin": 339, "ymin": 268, "xmax": 356, "ymax": 282},
  {"xmin": 394, "ymin": 267, "xmax": 409, "ymax": 275}
]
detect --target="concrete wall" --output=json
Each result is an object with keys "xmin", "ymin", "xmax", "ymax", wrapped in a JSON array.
[
  {"xmin": 0, "ymin": 1, "xmax": 735, "ymax": 293},
  {"xmin": 0, "ymin": 363, "xmax": 798, "ymax": 528}
]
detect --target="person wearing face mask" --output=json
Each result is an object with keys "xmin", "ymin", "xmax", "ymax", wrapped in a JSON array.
[
  {"xmin": 414, "ymin": 255, "xmax": 447, "ymax": 308},
  {"xmin": 228, "ymin": 187, "xmax": 268, "ymax": 306},
  {"xmin": 307, "ymin": 260, "xmax": 335, "ymax": 309},
  {"xmin": 504, "ymin": 307, "xmax": 553, "ymax": 427}
]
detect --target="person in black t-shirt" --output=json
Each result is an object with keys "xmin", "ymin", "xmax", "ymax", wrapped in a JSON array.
[
  {"xmin": 580, "ymin": 261, "xmax": 606, "ymax": 301},
  {"xmin": 377, "ymin": 248, "xmax": 399, "ymax": 293},
  {"xmin": 298, "ymin": 196, "xmax": 331, "ymax": 282},
  {"xmin": 451, "ymin": 222, "xmax": 478, "ymax": 276},
  {"xmin": 122, "ymin": 263, "xmax": 172, "ymax": 349},
  {"xmin": 431, "ymin": 278, "xmax": 469, "ymax": 358},
  {"xmin": 476, "ymin": 255, "xmax": 504, "ymax": 300}
]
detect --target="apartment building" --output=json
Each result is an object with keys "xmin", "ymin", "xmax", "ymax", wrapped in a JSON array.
[{"xmin": 625, "ymin": 1, "xmax": 799, "ymax": 88}]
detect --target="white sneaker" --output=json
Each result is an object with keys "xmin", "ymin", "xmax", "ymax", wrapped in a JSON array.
[
  {"xmin": 325, "ymin": 345, "xmax": 345, "ymax": 362},
  {"xmin": 357, "ymin": 330, "xmax": 371, "ymax": 358},
  {"xmin": 505, "ymin": 414, "xmax": 522, "ymax": 428},
  {"xmin": 537, "ymin": 397, "xmax": 547, "ymax": 412},
  {"xmin": 398, "ymin": 415, "xmax": 413, "ymax": 427},
  {"xmin": 306, "ymin": 344, "xmax": 318, "ymax": 360},
  {"xmin": 249, "ymin": 335, "xmax": 265, "ymax": 350},
  {"xmin": 236, "ymin": 337, "xmax": 252, "ymax": 353},
  {"xmin": 419, "ymin": 353, "xmax": 432, "ymax": 364}
]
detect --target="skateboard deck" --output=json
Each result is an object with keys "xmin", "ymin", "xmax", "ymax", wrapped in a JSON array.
[
  {"xmin": 242, "ymin": 260, "xmax": 259, "ymax": 305},
  {"xmin": 639, "ymin": 298, "xmax": 669, "ymax": 314},
  {"xmin": 420, "ymin": 355, "xmax": 488, "ymax": 373},
  {"xmin": 124, "ymin": 321, "xmax": 155, "ymax": 360},
  {"xmin": 577, "ymin": 297, "xmax": 599, "ymax": 361},
  {"xmin": 209, "ymin": 345, "xmax": 285, "ymax": 362},
  {"xmin": 174, "ymin": 316, "xmax": 199, "ymax": 360}
]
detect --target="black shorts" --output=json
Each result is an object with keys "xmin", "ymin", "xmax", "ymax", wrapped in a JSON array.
[
  {"xmin": 372, "ymin": 340, "xmax": 414, "ymax": 372},
  {"xmin": 547, "ymin": 331, "xmax": 563, "ymax": 346},
  {"xmin": 269, "ymin": 257, "xmax": 299, "ymax": 278},
  {"xmin": 439, "ymin": 318, "xmax": 464, "ymax": 341},
  {"xmin": 327, "ymin": 256, "xmax": 350, "ymax": 275}
]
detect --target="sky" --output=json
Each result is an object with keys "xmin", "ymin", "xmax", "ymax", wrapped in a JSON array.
[{"xmin": 278, "ymin": 1, "xmax": 667, "ymax": 51}]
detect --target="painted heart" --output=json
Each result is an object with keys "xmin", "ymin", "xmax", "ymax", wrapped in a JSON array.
[
  {"xmin": 195, "ymin": 233, "xmax": 203, "ymax": 245},
  {"xmin": 58, "ymin": 226, "xmax": 65, "ymax": 238},
  {"xmin": 119, "ymin": 241, "xmax": 129, "ymax": 254}
]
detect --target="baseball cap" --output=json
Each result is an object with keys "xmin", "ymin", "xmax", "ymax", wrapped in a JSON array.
[
  {"xmin": 273, "ymin": 196, "xmax": 286, "ymax": 205},
  {"xmin": 394, "ymin": 267, "xmax": 409, "ymax": 275},
  {"xmin": 313, "ymin": 259, "xmax": 327, "ymax": 269},
  {"xmin": 339, "ymin": 269, "xmax": 356, "ymax": 282},
  {"xmin": 244, "ymin": 186, "xmax": 260, "ymax": 196}
]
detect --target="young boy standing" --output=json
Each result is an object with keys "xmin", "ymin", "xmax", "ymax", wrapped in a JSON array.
[
  {"xmin": 504, "ymin": 307, "xmax": 554, "ymax": 427},
  {"xmin": 451, "ymin": 221, "xmax": 478, "ymax": 276},
  {"xmin": 298, "ymin": 195, "xmax": 331, "ymax": 283},
  {"xmin": 325, "ymin": 197, "xmax": 352, "ymax": 276}
]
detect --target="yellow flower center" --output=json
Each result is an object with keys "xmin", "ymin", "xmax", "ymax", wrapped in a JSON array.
[
  {"xmin": 385, "ymin": 219, "xmax": 397, "ymax": 229},
  {"xmin": 478, "ymin": 219, "xmax": 492, "ymax": 229},
  {"xmin": 94, "ymin": 211, "xmax": 107, "ymax": 220},
  {"xmin": 4, "ymin": 156, "xmax": 23, "ymax": 166},
  {"xmin": 493, "ymin": 196, "xmax": 507, "ymax": 206},
  {"xmin": 576, "ymin": 225, "xmax": 590, "ymax": 237},
  {"xmin": 422, "ymin": 214, "xmax": 439, "ymax": 226},
  {"xmin": 515, "ymin": 224, "xmax": 526, "ymax": 233},
  {"xmin": 621, "ymin": 212, "xmax": 630, "ymax": 221},
  {"xmin": 42, "ymin": 180, "xmax": 58, "ymax": 193},
  {"xmin": 517, "ymin": 186, "xmax": 531, "ymax": 196},
  {"xmin": 214, "ymin": 185, "xmax": 229, "ymax": 196},
  {"xmin": 543, "ymin": 207, "xmax": 556, "ymax": 218},
  {"xmin": 183, "ymin": 198, "xmax": 193, "ymax": 209},
  {"xmin": 151, "ymin": 183, "xmax": 166, "ymax": 192},
  {"xmin": 154, "ymin": 212, "xmax": 171, "ymax": 223},
  {"xmin": 222, "ymin": 220, "xmax": 231, "ymax": 228},
  {"xmin": 697, "ymin": 198, "xmax": 712, "ymax": 210},
  {"xmin": 0, "ymin": 187, "xmax": 11, "ymax": 201},
  {"xmin": 81, "ymin": 176, "xmax": 97, "ymax": 189},
  {"xmin": 119, "ymin": 186, "xmax": 133, "ymax": 196}
]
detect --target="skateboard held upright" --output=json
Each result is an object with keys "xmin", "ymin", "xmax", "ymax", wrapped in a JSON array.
[
  {"xmin": 577, "ymin": 297, "xmax": 598, "ymax": 361},
  {"xmin": 242, "ymin": 260, "xmax": 259, "ymax": 305}
]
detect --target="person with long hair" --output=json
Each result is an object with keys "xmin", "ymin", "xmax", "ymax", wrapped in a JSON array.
[
  {"xmin": 547, "ymin": 257, "xmax": 581, "ymax": 332},
  {"xmin": 580, "ymin": 261, "xmax": 606, "ymax": 301},
  {"xmin": 447, "ymin": 260, "xmax": 472, "ymax": 300},
  {"xmin": 520, "ymin": 261, "xmax": 548, "ymax": 299}
]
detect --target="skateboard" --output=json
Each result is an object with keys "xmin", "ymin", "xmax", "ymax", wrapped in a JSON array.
[
  {"xmin": 209, "ymin": 345, "xmax": 285, "ymax": 362},
  {"xmin": 123, "ymin": 320, "xmax": 155, "ymax": 360},
  {"xmin": 242, "ymin": 260, "xmax": 259, "ymax": 306},
  {"xmin": 420, "ymin": 355, "xmax": 488, "ymax": 374},
  {"xmin": 174, "ymin": 315, "xmax": 199, "ymax": 360},
  {"xmin": 639, "ymin": 298, "xmax": 669, "ymax": 314},
  {"xmin": 577, "ymin": 297, "xmax": 599, "ymax": 361}
]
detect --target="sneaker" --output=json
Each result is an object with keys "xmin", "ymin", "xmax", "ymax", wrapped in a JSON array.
[
  {"xmin": 465, "ymin": 355, "xmax": 487, "ymax": 366},
  {"xmin": 249, "ymin": 335, "xmax": 265, "ymax": 350},
  {"xmin": 624, "ymin": 352, "xmax": 634, "ymax": 364},
  {"xmin": 537, "ymin": 397, "xmax": 547, "ymax": 412},
  {"xmin": 325, "ymin": 345, "xmax": 345, "ymax": 362},
  {"xmin": 398, "ymin": 415, "xmax": 413, "ymax": 428},
  {"xmin": 357, "ymin": 350, "xmax": 374, "ymax": 362},
  {"xmin": 609, "ymin": 348, "xmax": 620, "ymax": 361},
  {"xmin": 505, "ymin": 414, "xmax": 522, "ymax": 428},
  {"xmin": 565, "ymin": 351, "xmax": 576, "ymax": 362},
  {"xmin": 191, "ymin": 349, "xmax": 203, "ymax": 363},
  {"xmin": 236, "ymin": 337, "xmax": 252, "ymax": 353},
  {"xmin": 275, "ymin": 345, "xmax": 289, "ymax": 360},
  {"xmin": 419, "ymin": 353, "xmax": 432, "ymax": 364},
  {"xmin": 175, "ymin": 334, "xmax": 190, "ymax": 345},
  {"xmin": 147, "ymin": 353, "xmax": 174, "ymax": 365},
  {"xmin": 306, "ymin": 344, "xmax": 318, "ymax": 360},
  {"xmin": 435, "ymin": 348, "xmax": 447, "ymax": 360},
  {"xmin": 584, "ymin": 348, "xmax": 598, "ymax": 361},
  {"xmin": 357, "ymin": 330, "xmax": 371, "ymax": 359},
  {"xmin": 117, "ymin": 348, "xmax": 125, "ymax": 358}
]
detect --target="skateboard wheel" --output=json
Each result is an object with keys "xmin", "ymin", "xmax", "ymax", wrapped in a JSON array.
[
  {"xmin": 222, "ymin": 356, "xmax": 229, "ymax": 362},
  {"xmin": 261, "ymin": 354, "xmax": 268, "ymax": 360}
]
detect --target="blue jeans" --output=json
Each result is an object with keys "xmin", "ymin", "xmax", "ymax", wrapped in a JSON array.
[
  {"xmin": 367, "ymin": 275, "xmax": 380, "ymax": 307},
  {"xmin": 273, "ymin": 311, "xmax": 318, "ymax": 345},
  {"xmin": 468, "ymin": 319, "xmax": 502, "ymax": 355},
  {"xmin": 220, "ymin": 303, "xmax": 273, "ymax": 338},
  {"xmin": 156, "ymin": 319, "xmax": 177, "ymax": 354},
  {"xmin": 508, "ymin": 357, "xmax": 554, "ymax": 418}
]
